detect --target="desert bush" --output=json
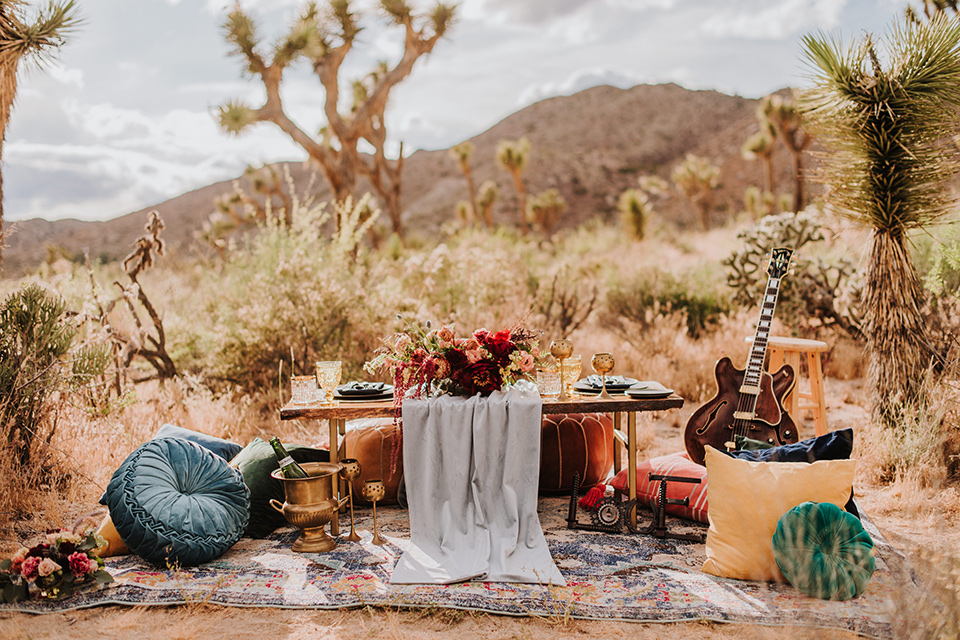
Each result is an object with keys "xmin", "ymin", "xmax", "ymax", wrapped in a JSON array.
[
  {"xmin": 723, "ymin": 209, "xmax": 863, "ymax": 339},
  {"xmin": 200, "ymin": 199, "xmax": 395, "ymax": 394},
  {"xmin": 603, "ymin": 265, "xmax": 732, "ymax": 341},
  {"xmin": 0, "ymin": 284, "xmax": 109, "ymax": 518}
]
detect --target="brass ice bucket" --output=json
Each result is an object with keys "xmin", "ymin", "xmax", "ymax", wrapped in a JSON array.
[{"xmin": 270, "ymin": 462, "xmax": 347, "ymax": 552}]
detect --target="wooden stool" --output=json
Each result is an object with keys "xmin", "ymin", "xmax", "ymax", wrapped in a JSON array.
[{"xmin": 746, "ymin": 336, "xmax": 829, "ymax": 436}]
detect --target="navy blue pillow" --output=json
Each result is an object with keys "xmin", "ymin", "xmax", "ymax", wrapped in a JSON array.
[
  {"xmin": 727, "ymin": 429, "xmax": 858, "ymax": 517},
  {"xmin": 101, "ymin": 437, "xmax": 250, "ymax": 566},
  {"xmin": 154, "ymin": 423, "xmax": 243, "ymax": 462}
]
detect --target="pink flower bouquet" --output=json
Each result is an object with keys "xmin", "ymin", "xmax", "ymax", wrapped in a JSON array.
[{"xmin": 1, "ymin": 530, "xmax": 113, "ymax": 602}]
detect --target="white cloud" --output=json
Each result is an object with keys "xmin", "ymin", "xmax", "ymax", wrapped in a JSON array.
[
  {"xmin": 518, "ymin": 68, "xmax": 643, "ymax": 106},
  {"xmin": 701, "ymin": 0, "xmax": 846, "ymax": 41}
]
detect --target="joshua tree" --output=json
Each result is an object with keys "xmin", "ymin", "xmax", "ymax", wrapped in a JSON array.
[
  {"xmin": 218, "ymin": 0, "xmax": 455, "ymax": 239},
  {"xmin": 617, "ymin": 188, "xmax": 650, "ymax": 240},
  {"xmin": 496, "ymin": 137, "xmax": 531, "ymax": 233},
  {"xmin": 802, "ymin": 15, "xmax": 960, "ymax": 426},
  {"xmin": 741, "ymin": 116, "xmax": 777, "ymax": 195},
  {"xmin": 671, "ymin": 154, "xmax": 720, "ymax": 230},
  {"xmin": 526, "ymin": 188, "xmax": 566, "ymax": 236},
  {"xmin": 0, "ymin": 0, "xmax": 79, "ymax": 271},
  {"xmin": 762, "ymin": 94, "xmax": 812, "ymax": 212},
  {"xmin": 906, "ymin": 0, "xmax": 959, "ymax": 22},
  {"xmin": 477, "ymin": 179, "xmax": 498, "ymax": 227},
  {"xmin": 449, "ymin": 141, "xmax": 479, "ymax": 226}
]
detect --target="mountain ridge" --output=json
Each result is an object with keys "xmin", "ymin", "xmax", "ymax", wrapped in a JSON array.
[{"xmin": 3, "ymin": 82, "xmax": 806, "ymax": 277}]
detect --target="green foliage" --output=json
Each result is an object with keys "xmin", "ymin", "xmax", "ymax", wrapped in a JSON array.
[
  {"xmin": 0, "ymin": 284, "xmax": 106, "ymax": 470},
  {"xmin": 802, "ymin": 16, "xmax": 960, "ymax": 233},
  {"xmin": 605, "ymin": 267, "xmax": 731, "ymax": 340},
  {"xmin": 526, "ymin": 188, "xmax": 567, "ymax": 235},
  {"xmin": 723, "ymin": 210, "xmax": 863, "ymax": 339},
  {"xmin": 202, "ymin": 197, "xmax": 393, "ymax": 392}
]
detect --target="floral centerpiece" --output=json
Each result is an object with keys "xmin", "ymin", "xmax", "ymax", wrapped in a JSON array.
[
  {"xmin": 0, "ymin": 530, "xmax": 114, "ymax": 602},
  {"xmin": 364, "ymin": 316, "xmax": 543, "ymax": 400},
  {"xmin": 364, "ymin": 316, "xmax": 544, "ymax": 472}
]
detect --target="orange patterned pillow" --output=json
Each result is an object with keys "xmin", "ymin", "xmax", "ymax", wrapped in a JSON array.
[{"xmin": 609, "ymin": 451, "xmax": 708, "ymax": 523}]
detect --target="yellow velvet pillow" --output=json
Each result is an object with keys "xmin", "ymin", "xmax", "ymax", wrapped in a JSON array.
[
  {"xmin": 95, "ymin": 513, "xmax": 131, "ymax": 558},
  {"xmin": 701, "ymin": 445, "xmax": 857, "ymax": 582}
]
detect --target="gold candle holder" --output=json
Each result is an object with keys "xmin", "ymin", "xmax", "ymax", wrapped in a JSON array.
[
  {"xmin": 549, "ymin": 339, "xmax": 574, "ymax": 401},
  {"xmin": 339, "ymin": 458, "xmax": 362, "ymax": 542},
  {"xmin": 361, "ymin": 479, "xmax": 386, "ymax": 545}
]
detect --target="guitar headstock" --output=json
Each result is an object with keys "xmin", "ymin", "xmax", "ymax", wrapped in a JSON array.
[{"xmin": 767, "ymin": 247, "xmax": 793, "ymax": 279}]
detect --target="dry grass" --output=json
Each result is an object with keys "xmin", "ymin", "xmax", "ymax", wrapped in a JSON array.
[{"xmin": 1, "ymin": 216, "xmax": 959, "ymax": 638}]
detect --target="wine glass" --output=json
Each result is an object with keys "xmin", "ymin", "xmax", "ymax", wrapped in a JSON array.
[
  {"xmin": 315, "ymin": 361, "xmax": 342, "ymax": 406},
  {"xmin": 339, "ymin": 458, "xmax": 362, "ymax": 542},
  {"xmin": 361, "ymin": 479, "xmax": 386, "ymax": 545},
  {"xmin": 560, "ymin": 354, "xmax": 582, "ymax": 399},
  {"xmin": 591, "ymin": 352, "xmax": 616, "ymax": 399},
  {"xmin": 549, "ymin": 339, "xmax": 574, "ymax": 401}
]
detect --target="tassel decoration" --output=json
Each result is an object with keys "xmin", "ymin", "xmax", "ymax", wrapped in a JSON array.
[{"xmin": 578, "ymin": 482, "xmax": 606, "ymax": 510}]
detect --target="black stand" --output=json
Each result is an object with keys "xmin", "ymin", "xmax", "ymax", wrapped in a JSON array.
[
  {"xmin": 632, "ymin": 473, "xmax": 706, "ymax": 543},
  {"xmin": 566, "ymin": 472, "xmax": 705, "ymax": 543}
]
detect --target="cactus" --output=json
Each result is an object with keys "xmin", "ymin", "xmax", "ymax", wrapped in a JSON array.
[
  {"xmin": 526, "ymin": 188, "xmax": 566, "ymax": 236},
  {"xmin": 722, "ymin": 209, "xmax": 863, "ymax": 340},
  {"xmin": 618, "ymin": 188, "xmax": 650, "ymax": 240}
]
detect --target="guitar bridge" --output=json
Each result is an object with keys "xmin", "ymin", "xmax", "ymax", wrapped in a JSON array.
[{"xmin": 733, "ymin": 411, "xmax": 755, "ymax": 421}]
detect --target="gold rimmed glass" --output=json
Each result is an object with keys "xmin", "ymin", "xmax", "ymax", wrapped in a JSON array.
[{"xmin": 315, "ymin": 361, "xmax": 342, "ymax": 406}]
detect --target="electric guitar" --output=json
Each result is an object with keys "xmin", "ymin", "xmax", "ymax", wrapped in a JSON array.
[{"xmin": 683, "ymin": 247, "xmax": 799, "ymax": 466}]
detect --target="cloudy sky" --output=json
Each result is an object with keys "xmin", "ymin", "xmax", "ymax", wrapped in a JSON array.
[{"xmin": 5, "ymin": 0, "xmax": 903, "ymax": 223}]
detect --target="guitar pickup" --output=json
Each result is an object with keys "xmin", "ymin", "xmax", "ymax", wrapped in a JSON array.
[
  {"xmin": 739, "ymin": 384, "xmax": 760, "ymax": 395},
  {"xmin": 733, "ymin": 411, "xmax": 755, "ymax": 421}
]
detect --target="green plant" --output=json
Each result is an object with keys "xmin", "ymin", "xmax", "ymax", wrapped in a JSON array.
[
  {"xmin": 0, "ymin": 284, "xmax": 107, "ymax": 473},
  {"xmin": 723, "ymin": 209, "xmax": 863, "ymax": 339},
  {"xmin": 496, "ymin": 137, "xmax": 531, "ymax": 233},
  {"xmin": 617, "ymin": 188, "xmax": 649, "ymax": 240},
  {"xmin": 802, "ymin": 14, "xmax": 960, "ymax": 425},
  {"xmin": 604, "ymin": 267, "xmax": 731, "ymax": 341},
  {"xmin": 670, "ymin": 154, "xmax": 720, "ymax": 230},
  {"xmin": 526, "ymin": 188, "xmax": 566, "ymax": 236}
]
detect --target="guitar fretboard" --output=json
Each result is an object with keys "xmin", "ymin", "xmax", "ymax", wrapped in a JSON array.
[{"xmin": 742, "ymin": 277, "xmax": 781, "ymax": 390}]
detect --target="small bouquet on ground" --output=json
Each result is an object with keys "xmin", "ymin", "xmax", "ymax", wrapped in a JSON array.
[
  {"xmin": 0, "ymin": 530, "xmax": 114, "ymax": 602},
  {"xmin": 364, "ymin": 315, "xmax": 543, "ymax": 400}
]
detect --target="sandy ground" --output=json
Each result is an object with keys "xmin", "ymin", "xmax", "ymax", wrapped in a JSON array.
[{"xmin": 0, "ymin": 380, "xmax": 954, "ymax": 640}]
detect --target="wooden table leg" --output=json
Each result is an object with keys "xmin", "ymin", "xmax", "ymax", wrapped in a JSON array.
[{"xmin": 627, "ymin": 411, "xmax": 638, "ymax": 528}]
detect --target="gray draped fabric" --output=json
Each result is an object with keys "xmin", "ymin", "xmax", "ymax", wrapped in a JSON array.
[{"xmin": 390, "ymin": 381, "xmax": 565, "ymax": 585}]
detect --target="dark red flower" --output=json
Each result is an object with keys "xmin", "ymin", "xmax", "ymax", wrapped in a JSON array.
[
  {"xmin": 482, "ymin": 330, "xmax": 515, "ymax": 365},
  {"xmin": 460, "ymin": 359, "xmax": 502, "ymax": 396}
]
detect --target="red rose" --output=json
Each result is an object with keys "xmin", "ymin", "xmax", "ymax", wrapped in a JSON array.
[{"xmin": 482, "ymin": 330, "xmax": 515, "ymax": 364}]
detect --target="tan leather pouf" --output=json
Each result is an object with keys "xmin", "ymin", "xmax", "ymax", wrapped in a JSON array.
[
  {"xmin": 539, "ymin": 413, "xmax": 615, "ymax": 493},
  {"xmin": 338, "ymin": 418, "xmax": 404, "ymax": 505}
]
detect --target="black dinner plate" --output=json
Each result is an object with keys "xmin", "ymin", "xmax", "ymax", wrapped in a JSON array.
[
  {"xmin": 333, "ymin": 391, "xmax": 394, "ymax": 402},
  {"xmin": 573, "ymin": 376, "xmax": 639, "ymax": 393},
  {"xmin": 336, "ymin": 382, "xmax": 393, "ymax": 396}
]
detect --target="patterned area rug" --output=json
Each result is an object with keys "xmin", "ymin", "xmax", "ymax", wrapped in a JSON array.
[{"xmin": 1, "ymin": 498, "xmax": 917, "ymax": 638}]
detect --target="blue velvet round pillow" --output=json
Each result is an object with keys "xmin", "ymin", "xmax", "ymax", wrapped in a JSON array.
[
  {"xmin": 773, "ymin": 501, "xmax": 875, "ymax": 600},
  {"xmin": 101, "ymin": 437, "xmax": 250, "ymax": 566}
]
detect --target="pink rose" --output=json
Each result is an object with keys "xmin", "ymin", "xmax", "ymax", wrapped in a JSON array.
[
  {"xmin": 38, "ymin": 558, "xmax": 61, "ymax": 578},
  {"xmin": 432, "ymin": 356, "xmax": 451, "ymax": 379},
  {"xmin": 9, "ymin": 547, "xmax": 28, "ymax": 574},
  {"xmin": 518, "ymin": 351, "xmax": 535, "ymax": 372},
  {"xmin": 459, "ymin": 338, "xmax": 479, "ymax": 351},
  {"xmin": 20, "ymin": 556, "xmax": 40, "ymax": 581},
  {"xmin": 438, "ymin": 325, "xmax": 455, "ymax": 342},
  {"xmin": 465, "ymin": 349, "xmax": 484, "ymax": 364},
  {"xmin": 68, "ymin": 552, "xmax": 95, "ymax": 575}
]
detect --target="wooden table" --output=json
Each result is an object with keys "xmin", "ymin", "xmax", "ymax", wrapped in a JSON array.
[{"xmin": 281, "ymin": 393, "xmax": 684, "ymax": 532}]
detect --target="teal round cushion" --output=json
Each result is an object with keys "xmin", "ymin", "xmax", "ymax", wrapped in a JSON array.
[
  {"xmin": 100, "ymin": 437, "xmax": 250, "ymax": 566},
  {"xmin": 773, "ymin": 501, "xmax": 875, "ymax": 600}
]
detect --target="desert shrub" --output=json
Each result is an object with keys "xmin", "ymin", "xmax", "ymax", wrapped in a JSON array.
[
  {"xmin": 723, "ymin": 209, "xmax": 863, "ymax": 339},
  {"xmin": 200, "ymin": 199, "xmax": 395, "ymax": 394},
  {"xmin": 603, "ymin": 265, "xmax": 732, "ymax": 341},
  {"xmin": 0, "ymin": 284, "xmax": 109, "ymax": 517}
]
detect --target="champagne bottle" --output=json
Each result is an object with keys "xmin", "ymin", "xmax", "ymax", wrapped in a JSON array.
[{"xmin": 269, "ymin": 436, "xmax": 309, "ymax": 479}]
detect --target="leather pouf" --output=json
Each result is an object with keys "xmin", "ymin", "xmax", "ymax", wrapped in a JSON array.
[
  {"xmin": 539, "ymin": 413, "xmax": 615, "ymax": 493},
  {"xmin": 339, "ymin": 418, "xmax": 404, "ymax": 505}
]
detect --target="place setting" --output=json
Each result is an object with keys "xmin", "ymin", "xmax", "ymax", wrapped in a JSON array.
[{"xmin": 333, "ymin": 381, "xmax": 394, "ymax": 403}]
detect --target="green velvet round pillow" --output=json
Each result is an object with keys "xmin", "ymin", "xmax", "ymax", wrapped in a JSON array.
[{"xmin": 773, "ymin": 501, "xmax": 875, "ymax": 600}]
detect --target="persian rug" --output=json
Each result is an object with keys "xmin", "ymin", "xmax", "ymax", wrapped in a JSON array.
[{"xmin": 0, "ymin": 498, "xmax": 920, "ymax": 639}]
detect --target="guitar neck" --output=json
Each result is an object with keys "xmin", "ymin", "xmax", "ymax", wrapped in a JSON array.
[{"xmin": 741, "ymin": 275, "xmax": 782, "ymax": 392}]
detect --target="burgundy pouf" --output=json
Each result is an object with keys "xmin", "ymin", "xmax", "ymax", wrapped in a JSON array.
[{"xmin": 539, "ymin": 413, "xmax": 615, "ymax": 493}]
